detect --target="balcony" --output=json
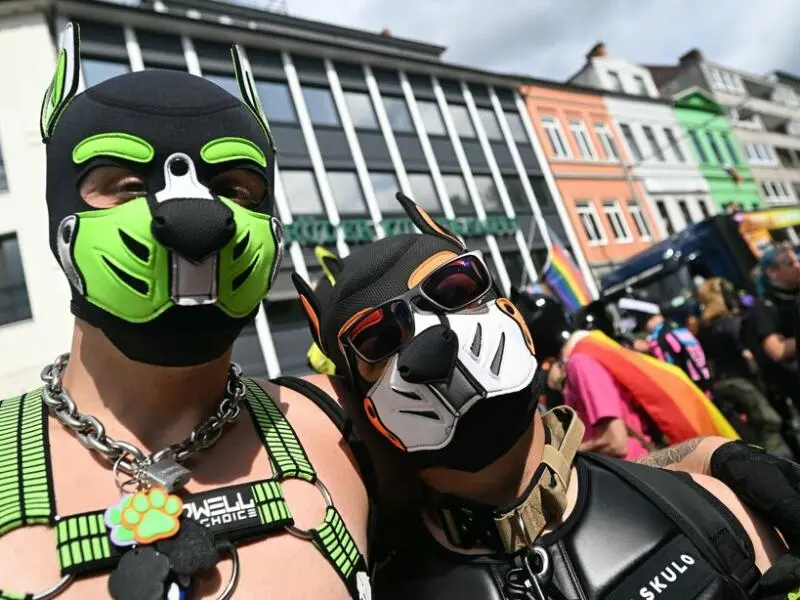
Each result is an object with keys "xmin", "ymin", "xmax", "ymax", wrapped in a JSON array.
[{"xmin": 740, "ymin": 96, "xmax": 799, "ymax": 122}]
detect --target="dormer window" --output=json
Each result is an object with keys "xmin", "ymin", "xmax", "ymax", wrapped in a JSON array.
[
  {"xmin": 632, "ymin": 75, "xmax": 648, "ymax": 96},
  {"xmin": 607, "ymin": 70, "xmax": 623, "ymax": 92}
]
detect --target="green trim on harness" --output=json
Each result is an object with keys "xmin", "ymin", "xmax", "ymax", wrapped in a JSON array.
[
  {"xmin": 244, "ymin": 378, "xmax": 316, "ymax": 482},
  {"xmin": 0, "ymin": 389, "xmax": 54, "ymax": 535},
  {"xmin": 0, "ymin": 378, "xmax": 365, "ymax": 598},
  {"xmin": 55, "ymin": 479, "xmax": 293, "ymax": 575}
]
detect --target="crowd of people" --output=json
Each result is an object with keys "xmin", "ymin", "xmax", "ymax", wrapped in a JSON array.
[
  {"xmin": 7, "ymin": 21, "xmax": 800, "ymax": 600},
  {"xmin": 525, "ymin": 241, "xmax": 800, "ymax": 467}
]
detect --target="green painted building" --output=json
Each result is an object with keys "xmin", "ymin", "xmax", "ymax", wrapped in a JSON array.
[{"xmin": 673, "ymin": 87, "xmax": 762, "ymax": 211}]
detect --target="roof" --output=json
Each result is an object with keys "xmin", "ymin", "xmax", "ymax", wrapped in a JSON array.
[
  {"xmin": 644, "ymin": 64, "xmax": 681, "ymax": 88},
  {"xmin": 773, "ymin": 70, "xmax": 800, "ymax": 88},
  {"xmin": 523, "ymin": 75, "xmax": 671, "ymax": 107}
]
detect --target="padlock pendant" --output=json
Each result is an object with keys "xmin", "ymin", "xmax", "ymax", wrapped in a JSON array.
[{"xmin": 142, "ymin": 458, "xmax": 191, "ymax": 492}]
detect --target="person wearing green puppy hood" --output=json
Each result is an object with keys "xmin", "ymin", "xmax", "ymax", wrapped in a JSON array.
[{"xmin": 0, "ymin": 22, "xmax": 372, "ymax": 600}]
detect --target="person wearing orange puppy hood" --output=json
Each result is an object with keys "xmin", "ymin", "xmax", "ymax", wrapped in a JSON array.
[{"xmin": 290, "ymin": 191, "xmax": 800, "ymax": 600}]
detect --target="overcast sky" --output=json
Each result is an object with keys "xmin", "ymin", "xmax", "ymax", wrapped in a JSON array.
[{"xmin": 261, "ymin": 0, "xmax": 800, "ymax": 81}]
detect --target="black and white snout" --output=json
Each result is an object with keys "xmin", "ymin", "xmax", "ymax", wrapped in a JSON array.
[{"xmin": 396, "ymin": 324, "xmax": 458, "ymax": 385}]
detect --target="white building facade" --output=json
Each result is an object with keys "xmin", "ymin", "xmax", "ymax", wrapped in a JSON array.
[
  {"xmin": 0, "ymin": 0, "xmax": 586, "ymax": 397},
  {"xmin": 570, "ymin": 44, "xmax": 714, "ymax": 238}
]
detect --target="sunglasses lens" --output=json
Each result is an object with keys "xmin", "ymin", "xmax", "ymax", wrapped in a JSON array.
[
  {"xmin": 347, "ymin": 300, "xmax": 414, "ymax": 363},
  {"xmin": 421, "ymin": 255, "xmax": 491, "ymax": 311}
]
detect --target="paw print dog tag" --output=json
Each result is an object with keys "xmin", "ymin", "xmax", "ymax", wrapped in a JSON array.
[{"xmin": 105, "ymin": 487, "xmax": 184, "ymax": 547}]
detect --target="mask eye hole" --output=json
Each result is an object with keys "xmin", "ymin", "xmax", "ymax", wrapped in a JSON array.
[
  {"xmin": 79, "ymin": 166, "xmax": 147, "ymax": 208},
  {"xmin": 210, "ymin": 169, "xmax": 267, "ymax": 209}
]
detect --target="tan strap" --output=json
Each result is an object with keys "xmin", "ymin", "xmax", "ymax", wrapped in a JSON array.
[{"xmin": 493, "ymin": 406, "xmax": 585, "ymax": 553}]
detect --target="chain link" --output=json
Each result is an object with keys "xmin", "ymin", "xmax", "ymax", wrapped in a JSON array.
[{"xmin": 40, "ymin": 354, "xmax": 246, "ymax": 480}]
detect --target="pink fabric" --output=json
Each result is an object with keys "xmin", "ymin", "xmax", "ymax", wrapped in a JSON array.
[{"xmin": 563, "ymin": 352, "xmax": 651, "ymax": 460}]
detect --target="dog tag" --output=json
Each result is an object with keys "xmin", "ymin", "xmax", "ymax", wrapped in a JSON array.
[
  {"xmin": 143, "ymin": 458, "xmax": 192, "ymax": 492},
  {"xmin": 108, "ymin": 547, "xmax": 170, "ymax": 600},
  {"xmin": 156, "ymin": 517, "xmax": 221, "ymax": 577}
]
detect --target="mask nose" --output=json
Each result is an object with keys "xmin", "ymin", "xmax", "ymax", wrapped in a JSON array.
[
  {"xmin": 397, "ymin": 324, "xmax": 458, "ymax": 385},
  {"xmin": 151, "ymin": 198, "xmax": 235, "ymax": 263}
]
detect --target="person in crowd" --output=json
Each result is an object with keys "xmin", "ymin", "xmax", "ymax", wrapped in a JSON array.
[
  {"xmin": 697, "ymin": 278, "xmax": 792, "ymax": 458},
  {"xmin": 643, "ymin": 304, "xmax": 715, "ymax": 396},
  {"xmin": 292, "ymin": 192, "xmax": 800, "ymax": 599},
  {"xmin": 0, "ymin": 23, "xmax": 370, "ymax": 600},
  {"xmin": 747, "ymin": 242, "xmax": 800, "ymax": 456}
]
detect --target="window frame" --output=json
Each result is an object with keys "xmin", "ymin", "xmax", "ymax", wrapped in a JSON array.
[
  {"xmin": 568, "ymin": 119, "xmax": 597, "ymax": 160},
  {"xmin": 541, "ymin": 116, "xmax": 572, "ymax": 159},
  {"xmin": 627, "ymin": 199, "xmax": 652, "ymax": 240},
  {"xmin": 602, "ymin": 199, "xmax": 633, "ymax": 243},
  {"xmin": 593, "ymin": 122, "xmax": 620, "ymax": 161},
  {"xmin": 575, "ymin": 200, "xmax": 607, "ymax": 245}
]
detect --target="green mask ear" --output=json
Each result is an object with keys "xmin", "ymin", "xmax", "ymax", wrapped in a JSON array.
[
  {"xmin": 40, "ymin": 21, "xmax": 81, "ymax": 143},
  {"xmin": 230, "ymin": 45, "xmax": 276, "ymax": 152},
  {"xmin": 314, "ymin": 246, "xmax": 342, "ymax": 285}
]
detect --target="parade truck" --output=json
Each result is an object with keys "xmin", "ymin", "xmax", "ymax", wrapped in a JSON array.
[{"xmin": 599, "ymin": 205, "xmax": 800, "ymax": 318}]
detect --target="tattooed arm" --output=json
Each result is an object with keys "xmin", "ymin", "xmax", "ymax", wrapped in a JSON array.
[{"xmin": 634, "ymin": 436, "xmax": 731, "ymax": 475}]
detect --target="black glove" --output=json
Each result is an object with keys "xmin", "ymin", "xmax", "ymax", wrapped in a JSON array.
[
  {"xmin": 710, "ymin": 441, "xmax": 800, "ymax": 550},
  {"xmin": 755, "ymin": 554, "xmax": 800, "ymax": 599}
]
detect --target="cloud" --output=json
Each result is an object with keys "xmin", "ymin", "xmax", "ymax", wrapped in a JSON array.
[{"xmin": 250, "ymin": 0, "xmax": 800, "ymax": 80}]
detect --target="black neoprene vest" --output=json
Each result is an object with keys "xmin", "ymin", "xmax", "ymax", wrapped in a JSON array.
[{"xmin": 372, "ymin": 454, "xmax": 760, "ymax": 600}]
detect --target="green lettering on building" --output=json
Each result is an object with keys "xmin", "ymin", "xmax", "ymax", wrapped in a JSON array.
[{"xmin": 283, "ymin": 215, "xmax": 519, "ymax": 246}]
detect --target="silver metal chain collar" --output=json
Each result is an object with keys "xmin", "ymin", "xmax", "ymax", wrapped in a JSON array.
[{"xmin": 40, "ymin": 353, "xmax": 246, "ymax": 486}]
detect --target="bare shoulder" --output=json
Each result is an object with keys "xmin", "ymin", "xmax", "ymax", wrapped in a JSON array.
[{"xmin": 690, "ymin": 473, "xmax": 786, "ymax": 573}]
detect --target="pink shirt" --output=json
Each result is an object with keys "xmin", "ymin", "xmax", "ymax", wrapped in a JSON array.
[{"xmin": 563, "ymin": 352, "xmax": 651, "ymax": 460}]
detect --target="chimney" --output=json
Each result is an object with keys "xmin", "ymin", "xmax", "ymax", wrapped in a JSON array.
[
  {"xmin": 586, "ymin": 42, "xmax": 607, "ymax": 60},
  {"xmin": 380, "ymin": 27, "xmax": 392, "ymax": 37},
  {"xmin": 679, "ymin": 48, "xmax": 704, "ymax": 65}
]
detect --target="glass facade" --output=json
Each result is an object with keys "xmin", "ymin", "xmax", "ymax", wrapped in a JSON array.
[{"xmin": 37, "ymin": 15, "xmax": 575, "ymax": 378}]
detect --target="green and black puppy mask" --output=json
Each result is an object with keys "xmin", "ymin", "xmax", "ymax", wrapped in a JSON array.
[{"xmin": 41, "ymin": 22, "xmax": 283, "ymax": 366}]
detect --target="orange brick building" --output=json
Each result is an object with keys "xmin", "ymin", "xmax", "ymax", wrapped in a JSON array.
[{"xmin": 521, "ymin": 81, "xmax": 659, "ymax": 278}]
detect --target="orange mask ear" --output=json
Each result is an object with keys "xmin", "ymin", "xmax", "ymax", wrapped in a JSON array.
[
  {"xmin": 395, "ymin": 192, "xmax": 465, "ymax": 250},
  {"xmin": 291, "ymin": 272, "xmax": 324, "ymax": 350}
]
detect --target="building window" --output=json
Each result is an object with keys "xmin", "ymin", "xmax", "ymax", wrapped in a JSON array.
[
  {"xmin": 505, "ymin": 111, "xmax": 529, "ymax": 143},
  {"xmin": 541, "ymin": 116, "xmax": 570, "ymax": 158},
  {"xmin": 448, "ymin": 104, "xmax": 476, "ymax": 138},
  {"xmin": 382, "ymin": 97, "xmax": 414, "ymax": 134},
  {"xmin": 594, "ymin": 123, "xmax": 619, "ymax": 161},
  {"xmin": 656, "ymin": 200, "xmax": 675, "ymax": 236},
  {"xmin": 607, "ymin": 71, "xmax": 623, "ymax": 92},
  {"xmin": 676, "ymin": 198, "xmax": 694, "ymax": 225},
  {"xmin": 502, "ymin": 251, "xmax": 526, "ymax": 289},
  {"xmin": 575, "ymin": 201, "xmax": 606, "ymax": 244},
  {"xmin": 502, "ymin": 175, "xmax": 530, "ymax": 213},
  {"xmin": 761, "ymin": 180, "xmax": 795, "ymax": 205},
  {"xmin": 603, "ymin": 200, "xmax": 632, "ymax": 242},
  {"xmin": 719, "ymin": 133, "xmax": 740, "ymax": 164},
  {"xmin": 530, "ymin": 177, "xmax": 553, "ymax": 208},
  {"xmin": 568, "ymin": 119, "xmax": 596, "ymax": 160},
  {"xmin": 478, "ymin": 108, "xmax": 503, "ymax": 140},
  {"xmin": 369, "ymin": 172, "xmax": 401, "ymax": 213},
  {"xmin": 0, "ymin": 234, "xmax": 32, "ymax": 326},
  {"xmin": 618, "ymin": 123, "xmax": 643, "ymax": 162},
  {"xmin": 256, "ymin": 80, "xmax": 297, "ymax": 123},
  {"xmin": 205, "ymin": 74, "xmax": 241, "ymax": 99},
  {"xmin": 417, "ymin": 100, "xmax": 446, "ymax": 136},
  {"xmin": 441, "ymin": 174, "xmax": 474, "ymax": 215},
  {"xmin": 705, "ymin": 131, "xmax": 725, "ymax": 164},
  {"xmin": 281, "ymin": 170, "xmax": 325, "ymax": 216},
  {"xmin": 627, "ymin": 200, "xmax": 652, "ymax": 240},
  {"xmin": 327, "ymin": 171, "xmax": 367, "ymax": 215},
  {"xmin": 407, "ymin": 173, "xmax": 442, "ymax": 213},
  {"xmin": 267, "ymin": 299, "xmax": 313, "ymax": 375},
  {"xmin": 663, "ymin": 128, "xmax": 685, "ymax": 162},
  {"xmin": 472, "ymin": 175, "xmax": 504, "ymax": 213},
  {"xmin": 688, "ymin": 129, "xmax": 708, "ymax": 163},
  {"xmin": 343, "ymin": 91, "xmax": 379, "ymax": 130},
  {"xmin": 642, "ymin": 125, "xmax": 664, "ymax": 161},
  {"xmin": 698, "ymin": 199, "xmax": 712, "ymax": 219},
  {"xmin": 302, "ymin": 86, "xmax": 340, "ymax": 126},
  {"xmin": 632, "ymin": 75, "xmax": 648, "ymax": 96},
  {"xmin": 82, "ymin": 58, "xmax": 129, "ymax": 87}
]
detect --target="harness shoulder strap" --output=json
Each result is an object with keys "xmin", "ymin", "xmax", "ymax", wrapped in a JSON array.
[
  {"xmin": 583, "ymin": 453, "xmax": 759, "ymax": 596},
  {"xmin": 0, "ymin": 388, "xmax": 56, "ymax": 535},
  {"xmin": 242, "ymin": 378, "xmax": 368, "ymax": 596},
  {"xmin": 271, "ymin": 375, "xmax": 378, "ymax": 499}
]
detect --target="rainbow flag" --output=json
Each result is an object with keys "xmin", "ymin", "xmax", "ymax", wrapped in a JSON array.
[
  {"xmin": 541, "ymin": 241, "xmax": 592, "ymax": 313},
  {"xmin": 571, "ymin": 331, "xmax": 739, "ymax": 443}
]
